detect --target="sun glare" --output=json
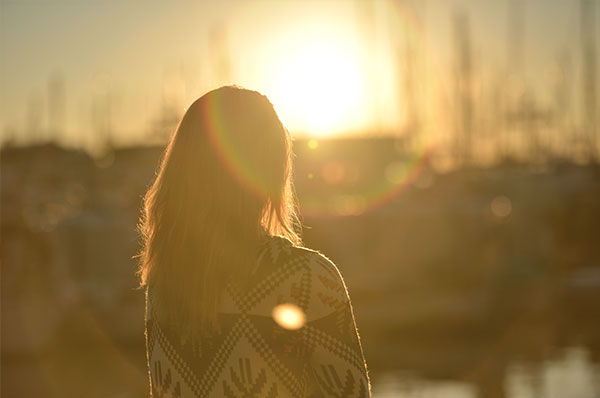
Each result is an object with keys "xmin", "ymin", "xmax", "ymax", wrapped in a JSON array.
[{"xmin": 267, "ymin": 40, "xmax": 367, "ymax": 137}]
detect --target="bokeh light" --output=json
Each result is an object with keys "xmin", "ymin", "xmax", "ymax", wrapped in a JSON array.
[
  {"xmin": 491, "ymin": 195, "xmax": 512, "ymax": 219},
  {"xmin": 272, "ymin": 303, "xmax": 306, "ymax": 330}
]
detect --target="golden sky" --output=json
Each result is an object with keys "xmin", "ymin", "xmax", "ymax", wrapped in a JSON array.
[{"xmin": 0, "ymin": 0, "xmax": 587, "ymax": 151}]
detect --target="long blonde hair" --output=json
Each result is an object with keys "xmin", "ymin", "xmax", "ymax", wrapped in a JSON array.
[{"xmin": 137, "ymin": 86, "xmax": 301, "ymax": 338}]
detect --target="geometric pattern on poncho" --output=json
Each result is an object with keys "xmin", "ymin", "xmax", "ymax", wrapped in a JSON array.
[{"xmin": 145, "ymin": 236, "xmax": 371, "ymax": 397}]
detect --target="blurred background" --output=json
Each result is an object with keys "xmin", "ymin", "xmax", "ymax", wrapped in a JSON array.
[{"xmin": 1, "ymin": 0, "xmax": 599, "ymax": 397}]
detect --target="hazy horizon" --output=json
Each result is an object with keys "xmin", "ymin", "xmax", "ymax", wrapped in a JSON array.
[{"xmin": 1, "ymin": 0, "xmax": 595, "ymax": 157}]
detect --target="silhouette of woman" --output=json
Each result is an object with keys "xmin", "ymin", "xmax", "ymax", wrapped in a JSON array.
[{"xmin": 138, "ymin": 86, "xmax": 370, "ymax": 397}]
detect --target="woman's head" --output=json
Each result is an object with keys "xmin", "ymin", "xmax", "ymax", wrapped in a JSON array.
[{"xmin": 138, "ymin": 86, "xmax": 301, "ymax": 335}]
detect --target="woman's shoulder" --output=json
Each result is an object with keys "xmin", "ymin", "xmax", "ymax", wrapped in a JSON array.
[
  {"xmin": 260, "ymin": 235, "xmax": 342, "ymax": 277},
  {"xmin": 257, "ymin": 236, "xmax": 349, "ymax": 305}
]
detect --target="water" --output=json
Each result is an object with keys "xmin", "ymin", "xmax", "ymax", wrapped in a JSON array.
[{"xmin": 374, "ymin": 346, "xmax": 599, "ymax": 398}]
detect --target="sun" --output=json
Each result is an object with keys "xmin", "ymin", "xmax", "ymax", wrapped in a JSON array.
[{"xmin": 267, "ymin": 40, "xmax": 367, "ymax": 137}]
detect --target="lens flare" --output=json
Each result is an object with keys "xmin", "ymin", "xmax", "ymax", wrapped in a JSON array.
[
  {"xmin": 272, "ymin": 303, "xmax": 306, "ymax": 330},
  {"xmin": 202, "ymin": 93, "xmax": 281, "ymax": 201},
  {"xmin": 196, "ymin": 2, "xmax": 430, "ymax": 212},
  {"xmin": 300, "ymin": 144, "xmax": 433, "ymax": 219}
]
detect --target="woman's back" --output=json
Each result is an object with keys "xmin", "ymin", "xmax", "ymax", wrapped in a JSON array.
[{"xmin": 145, "ymin": 235, "xmax": 370, "ymax": 397}]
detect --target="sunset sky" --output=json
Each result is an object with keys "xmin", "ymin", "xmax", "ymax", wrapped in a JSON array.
[{"xmin": 0, "ymin": 0, "xmax": 590, "ymax": 151}]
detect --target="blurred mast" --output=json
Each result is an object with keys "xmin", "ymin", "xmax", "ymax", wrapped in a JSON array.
[
  {"xmin": 26, "ymin": 93, "xmax": 43, "ymax": 144},
  {"xmin": 553, "ymin": 50, "xmax": 572, "ymax": 160},
  {"xmin": 507, "ymin": 0, "xmax": 524, "ymax": 74},
  {"xmin": 402, "ymin": 24, "xmax": 418, "ymax": 149},
  {"xmin": 91, "ymin": 82, "xmax": 113, "ymax": 154},
  {"xmin": 503, "ymin": 0, "xmax": 525, "ymax": 159},
  {"xmin": 47, "ymin": 72, "xmax": 66, "ymax": 144},
  {"xmin": 452, "ymin": 8, "xmax": 473, "ymax": 165},
  {"xmin": 397, "ymin": 0, "xmax": 423, "ymax": 150},
  {"xmin": 504, "ymin": 0, "xmax": 552, "ymax": 162},
  {"xmin": 356, "ymin": 0, "xmax": 383, "ymax": 134},
  {"xmin": 580, "ymin": 0, "xmax": 597, "ymax": 161}
]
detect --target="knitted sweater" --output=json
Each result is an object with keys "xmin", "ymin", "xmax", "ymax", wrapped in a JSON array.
[{"xmin": 145, "ymin": 236, "xmax": 371, "ymax": 397}]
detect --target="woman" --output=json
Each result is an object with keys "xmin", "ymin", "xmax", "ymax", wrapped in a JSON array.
[{"xmin": 138, "ymin": 86, "xmax": 370, "ymax": 397}]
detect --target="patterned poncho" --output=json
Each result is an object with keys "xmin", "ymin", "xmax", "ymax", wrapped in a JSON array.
[{"xmin": 145, "ymin": 236, "xmax": 371, "ymax": 397}]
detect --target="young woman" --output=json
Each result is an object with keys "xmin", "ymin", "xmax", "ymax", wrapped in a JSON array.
[{"xmin": 138, "ymin": 86, "xmax": 370, "ymax": 397}]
